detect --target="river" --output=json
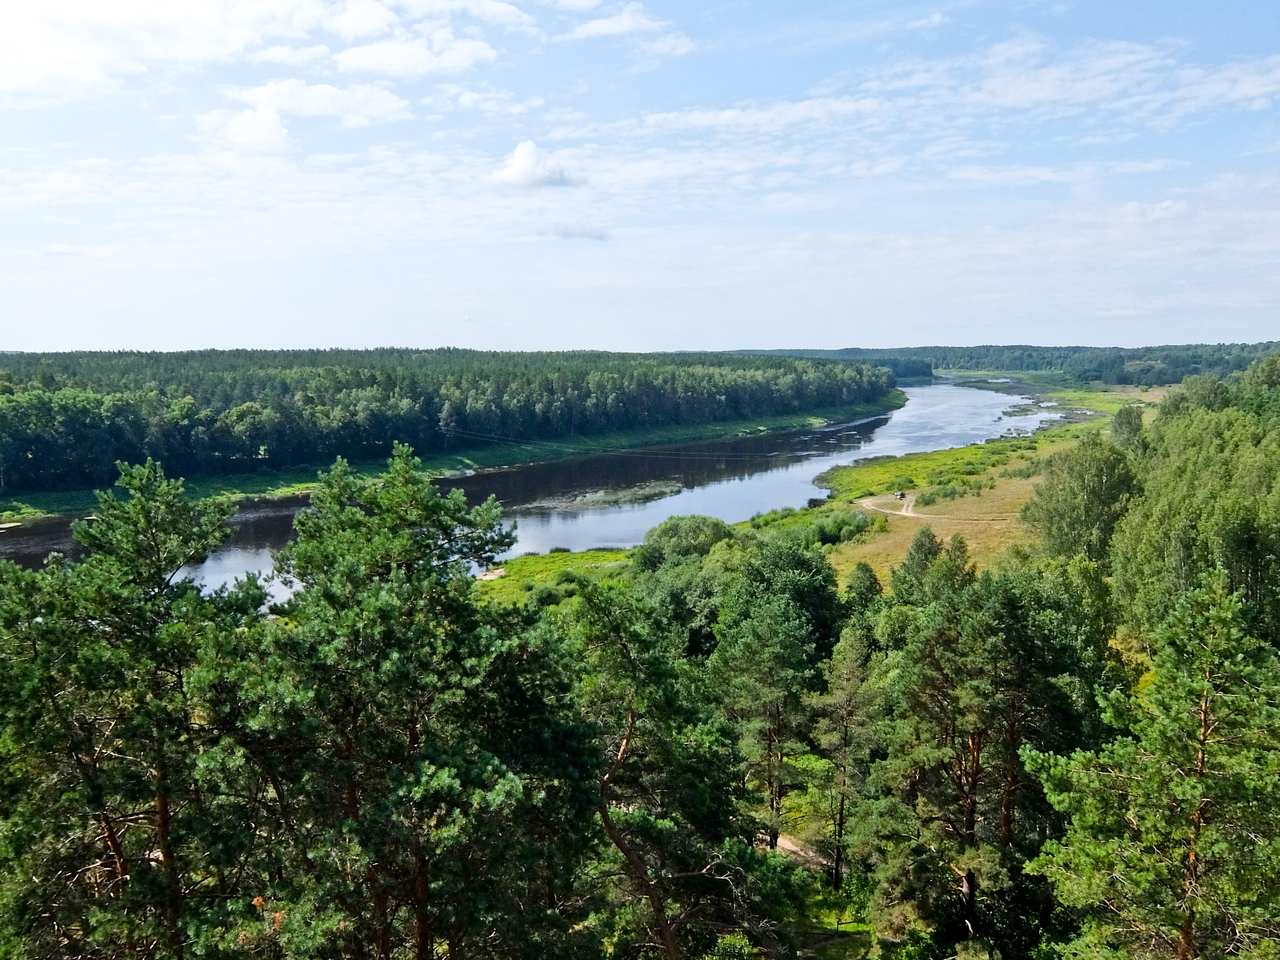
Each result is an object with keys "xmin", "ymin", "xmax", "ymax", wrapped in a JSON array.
[{"xmin": 0, "ymin": 383, "xmax": 1061, "ymax": 593}]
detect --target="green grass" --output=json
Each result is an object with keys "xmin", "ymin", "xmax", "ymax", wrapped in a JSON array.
[
  {"xmin": 0, "ymin": 392, "xmax": 907, "ymax": 523},
  {"xmin": 1041, "ymin": 384, "xmax": 1164, "ymax": 415},
  {"xmin": 935, "ymin": 367, "xmax": 1081, "ymax": 388},
  {"xmin": 789, "ymin": 887, "xmax": 873, "ymax": 959},
  {"xmin": 937, "ymin": 369, "xmax": 1168, "ymax": 417},
  {"xmin": 815, "ymin": 378, "xmax": 1161, "ymax": 504},
  {"xmin": 814, "ymin": 424, "xmax": 1096, "ymax": 503},
  {"xmin": 477, "ymin": 549, "xmax": 631, "ymax": 606}
]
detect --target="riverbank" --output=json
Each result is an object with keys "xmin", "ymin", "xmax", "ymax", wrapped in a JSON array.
[
  {"xmin": 940, "ymin": 371, "xmax": 1166, "ymax": 414},
  {"xmin": 815, "ymin": 379, "xmax": 1165, "ymax": 579},
  {"xmin": 0, "ymin": 391, "xmax": 908, "ymax": 524},
  {"xmin": 477, "ymin": 379, "xmax": 1163, "ymax": 601}
]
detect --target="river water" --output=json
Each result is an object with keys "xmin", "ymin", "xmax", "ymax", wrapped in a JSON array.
[{"xmin": 0, "ymin": 384, "xmax": 1060, "ymax": 592}]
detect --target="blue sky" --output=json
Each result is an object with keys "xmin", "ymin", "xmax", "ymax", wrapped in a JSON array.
[{"xmin": 2, "ymin": 1, "xmax": 1278, "ymax": 351}]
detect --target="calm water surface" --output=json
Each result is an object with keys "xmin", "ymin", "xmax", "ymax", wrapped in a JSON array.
[{"xmin": 0, "ymin": 384, "xmax": 1060, "ymax": 593}]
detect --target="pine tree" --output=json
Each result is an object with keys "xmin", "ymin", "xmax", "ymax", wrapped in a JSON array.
[
  {"xmin": 710, "ymin": 597, "xmax": 815, "ymax": 850},
  {"xmin": 0, "ymin": 461, "xmax": 259, "ymax": 957},
  {"xmin": 563, "ymin": 581, "xmax": 747, "ymax": 960},
  {"xmin": 857, "ymin": 545, "xmax": 1101, "ymax": 955},
  {"xmin": 236, "ymin": 445, "xmax": 597, "ymax": 958},
  {"xmin": 1026, "ymin": 573, "xmax": 1280, "ymax": 959},
  {"xmin": 808, "ymin": 627, "xmax": 876, "ymax": 889}
]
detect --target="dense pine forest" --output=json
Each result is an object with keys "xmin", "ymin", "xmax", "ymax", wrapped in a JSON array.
[
  {"xmin": 2, "ymin": 354, "xmax": 1278, "ymax": 958},
  {"xmin": 756, "ymin": 341, "xmax": 1280, "ymax": 385},
  {"xmin": 0, "ymin": 351, "xmax": 895, "ymax": 494}
]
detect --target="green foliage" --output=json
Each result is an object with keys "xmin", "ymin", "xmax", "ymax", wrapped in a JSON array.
[
  {"xmin": 556, "ymin": 581, "xmax": 777, "ymax": 959},
  {"xmin": 1111, "ymin": 382, "xmax": 1280, "ymax": 637},
  {"xmin": 855, "ymin": 538, "xmax": 1114, "ymax": 957},
  {"xmin": 763, "ymin": 343, "xmax": 1280, "ymax": 386},
  {"xmin": 816, "ymin": 431, "xmax": 1053, "ymax": 504},
  {"xmin": 0, "ymin": 461, "xmax": 257, "ymax": 955},
  {"xmin": 0, "ymin": 350, "xmax": 896, "ymax": 494},
  {"xmin": 0, "ymin": 448, "xmax": 600, "ymax": 957},
  {"xmin": 805, "ymin": 628, "xmax": 877, "ymax": 889},
  {"xmin": 633, "ymin": 514, "xmax": 738, "ymax": 571},
  {"xmin": 1027, "ymin": 573, "xmax": 1280, "ymax": 958},
  {"xmin": 4, "ymin": 352, "xmax": 1280, "ymax": 960},
  {"xmin": 844, "ymin": 562, "xmax": 883, "ymax": 615},
  {"xmin": 710, "ymin": 596, "xmax": 817, "ymax": 849},
  {"xmin": 1022, "ymin": 433, "xmax": 1136, "ymax": 564},
  {"xmin": 915, "ymin": 475, "xmax": 995, "ymax": 506},
  {"xmin": 1110, "ymin": 403, "xmax": 1145, "ymax": 452}
]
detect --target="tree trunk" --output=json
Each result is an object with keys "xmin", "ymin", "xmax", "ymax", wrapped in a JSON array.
[
  {"xmin": 832, "ymin": 790, "xmax": 847, "ymax": 889},
  {"xmin": 598, "ymin": 801, "xmax": 681, "ymax": 960},
  {"xmin": 154, "ymin": 783, "xmax": 184, "ymax": 960},
  {"xmin": 414, "ymin": 845, "xmax": 433, "ymax": 960},
  {"xmin": 999, "ymin": 766, "xmax": 1017, "ymax": 849},
  {"xmin": 1178, "ymin": 687, "xmax": 1213, "ymax": 960},
  {"xmin": 767, "ymin": 710, "xmax": 782, "ymax": 850},
  {"xmin": 598, "ymin": 709, "xmax": 681, "ymax": 960},
  {"xmin": 961, "ymin": 869, "xmax": 978, "ymax": 940},
  {"xmin": 373, "ymin": 883, "xmax": 392, "ymax": 960},
  {"xmin": 1177, "ymin": 911, "xmax": 1197, "ymax": 960}
]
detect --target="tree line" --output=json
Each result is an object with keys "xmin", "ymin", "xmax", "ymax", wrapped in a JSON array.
[
  {"xmin": 1, "ymin": 355, "xmax": 1279, "ymax": 958},
  {"xmin": 0, "ymin": 350, "xmax": 895, "ymax": 494},
  {"xmin": 759, "ymin": 341, "xmax": 1279, "ymax": 386}
]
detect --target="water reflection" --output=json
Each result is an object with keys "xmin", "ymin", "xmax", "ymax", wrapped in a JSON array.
[{"xmin": 0, "ymin": 384, "xmax": 1060, "ymax": 590}]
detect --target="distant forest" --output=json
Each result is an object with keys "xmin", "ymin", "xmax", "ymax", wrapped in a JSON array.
[
  {"xmin": 0, "ymin": 350, "xmax": 895, "ymax": 494},
  {"xmin": 753, "ymin": 341, "xmax": 1280, "ymax": 384}
]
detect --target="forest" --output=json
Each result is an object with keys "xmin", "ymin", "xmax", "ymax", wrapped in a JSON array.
[
  {"xmin": 1, "ymin": 354, "xmax": 1278, "ymax": 959},
  {"xmin": 760, "ymin": 341, "xmax": 1280, "ymax": 385},
  {"xmin": 0, "ymin": 351, "xmax": 895, "ymax": 494}
]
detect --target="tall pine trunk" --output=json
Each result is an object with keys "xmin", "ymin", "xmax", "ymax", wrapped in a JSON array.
[{"xmin": 154, "ymin": 780, "xmax": 184, "ymax": 960}]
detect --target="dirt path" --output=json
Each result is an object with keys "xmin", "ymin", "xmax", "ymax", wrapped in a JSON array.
[
  {"xmin": 858, "ymin": 492, "xmax": 1013, "ymax": 523},
  {"xmin": 776, "ymin": 834, "xmax": 826, "ymax": 870}
]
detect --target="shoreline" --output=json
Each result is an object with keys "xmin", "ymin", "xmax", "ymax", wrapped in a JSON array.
[
  {"xmin": 0, "ymin": 390, "xmax": 908, "ymax": 525},
  {"xmin": 480, "ymin": 378, "xmax": 1164, "ymax": 602}
]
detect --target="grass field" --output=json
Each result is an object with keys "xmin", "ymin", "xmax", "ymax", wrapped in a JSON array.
[
  {"xmin": 477, "ymin": 549, "xmax": 630, "ymax": 605},
  {"xmin": 476, "ymin": 380, "xmax": 1163, "ymax": 604},
  {"xmin": 0, "ymin": 392, "xmax": 907, "ymax": 523},
  {"xmin": 1042, "ymin": 383, "xmax": 1168, "ymax": 415},
  {"xmin": 817, "ymin": 381, "xmax": 1166, "ymax": 578}
]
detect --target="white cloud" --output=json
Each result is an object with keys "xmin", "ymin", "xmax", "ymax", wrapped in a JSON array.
[
  {"xmin": 43, "ymin": 242, "xmax": 117, "ymax": 260},
  {"xmin": 860, "ymin": 39, "xmax": 1280, "ymax": 129},
  {"xmin": 401, "ymin": 0, "xmax": 538, "ymax": 31},
  {"xmin": 562, "ymin": 2, "xmax": 665, "ymax": 40},
  {"xmin": 546, "ymin": 224, "xmax": 610, "ymax": 241},
  {"xmin": 234, "ymin": 78, "xmax": 411, "ymax": 126},
  {"xmin": 904, "ymin": 13, "xmax": 948, "ymax": 31},
  {"xmin": 0, "ymin": 2, "xmax": 331, "ymax": 100},
  {"xmin": 0, "ymin": 0, "xmax": 525, "ymax": 100},
  {"xmin": 199, "ymin": 107, "xmax": 291, "ymax": 152},
  {"xmin": 638, "ymin": 32, "xmax": 695, "ymax": 58},
  {"xmin": 325, "ymin": 0, "xmax": 399, "ymax": 40},
  {"xmin": 493, "ymin": 140, "xmax": 573, "ymax": 186},
  {"xmin": 251, "ymin": 44, "xmax": 333, "ymax": 65},
  {"xmin": 0, "ymin": 159, "xmax": 117, "ymax": 208},
  {"xmin": 570, "ymin": 96, "xmax": 881, "ymax": 138},
  {"xmin": 201, "ymin": 78, "xmax": 410, "ymax": 151},
  {"xmin": 539, "ymin": 0, "xmax": 602, "ymax": 10},
  {"xmin": 335, "ymin": 29, "xmax": 497, "ymax": 76},
  {"xmin": 429, "ymin": 84, "xmax": 546, "ymax": 114}
]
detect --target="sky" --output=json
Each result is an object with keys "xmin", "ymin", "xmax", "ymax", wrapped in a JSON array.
[{"xmin": 2, "ymin": 1, "xmax": 1278, "ymax": 352}]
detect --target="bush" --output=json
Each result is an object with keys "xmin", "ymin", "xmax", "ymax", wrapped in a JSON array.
[{"xmin": 698, "ymin": 933, "xmax": 757, "ymax": 959}]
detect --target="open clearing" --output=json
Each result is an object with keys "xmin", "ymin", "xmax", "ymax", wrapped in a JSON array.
[{"xmin": 833, "ymin": 479, "xmax": 1041, "ymax": 582}]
